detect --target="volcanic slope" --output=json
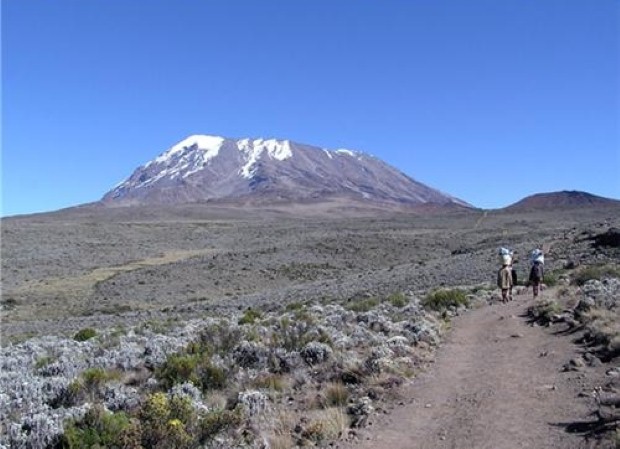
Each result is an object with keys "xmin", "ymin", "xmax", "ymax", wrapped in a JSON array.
[{"xmin": 101, "ymin": 135, "xmax": 470, "ymax": 207}]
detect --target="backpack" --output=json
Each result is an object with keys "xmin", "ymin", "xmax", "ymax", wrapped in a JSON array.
[{"xmin": 530, "ymin": 263, "xmax": 543, "ymax": 282}]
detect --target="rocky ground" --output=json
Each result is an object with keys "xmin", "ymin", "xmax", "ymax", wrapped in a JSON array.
[{"xmin": 1, "ymin": 204, "xmax": 619, "ymax": 448}]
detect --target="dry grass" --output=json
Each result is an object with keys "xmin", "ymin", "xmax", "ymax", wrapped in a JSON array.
[
  {"xmin": 323, "ymin": 382, "xmax": 349, "ymax": 407},
  {"xmin": 305, "ymin": 407, "xmax": 349, "ymax": 442},
  {"xmin": 251, "ymin": 373, "xmax": 288, "ymax": 393},
  {"xmin": 584, "ymin": 309, "xmax": 620, "ymax": 348},
  {"xmin": 7, "ymin": 249, "xmax": 220, "ymax": 320}
]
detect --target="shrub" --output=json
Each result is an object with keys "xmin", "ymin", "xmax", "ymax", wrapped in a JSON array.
[
  {"xmin": 544, "ymin": 272, "xmax": 558, "ymax": 287},
  {"xmin": 35, "ymin": 355, "xmax": 55, "ymax": 370},
  {"xmin": 81, "ymin": 367, "xmax": 119, "ymax": 391},
  {"xmin": 200, "ymin": 363, "xmax": 227, "ymax": 390},
  {"xmin": 527, "ymin": 299, "xmax": 562, "ymax": 326},
  {"xmin": 239, "ymin": 308, "xmax": 262, "ymax": 325},
  {"xmin": 345, "ymin": 297, "xmax": 380, "ymax": 313},
  {"xmin": 285, "ymin": 301, "xmax": 305, "ymax": 311},
  {"xmin": 572, "ymin": 265, "xmax": 620, "ymax": 286},
  {"xmin": 252, "ymin": 373, "xmax": 285, "ymax": 392},
  {"xmin": 157, "ymin": 354, "xmax": 200, "ymax": 389},
  {"xmin": 157, "ymin": 351, "xmax": 227, "ymax": 392},
  {"xmin": 422, "ymin": 289, "xmax": 469, "ymax": 312},
  {"xmin": 140, "ymin": 392, "xmax": 201, "ymax": 449},
  {"xmin": 198, "ymin": 324, "xmax": 243, "ymax": 355},
  {"xmin": 73, "ymin": 328, "xmax": 97, "ymax": 342},
  {"xmin": 387, "ymin": 292, "xmax": 408, "ymax": 308},
  {"xmin": 301, "ymin": 419, "xmax": 326, "ymax": 444},
  {"xmin": 316, "ymin": 407, "xmax": 349, "ymax": 441},
  {"xmin": 62, "ymin": 405, "xmax": 136, "ymax": 449},
  {"xmin": 60, "ymin": 368, "xmax": 120, "ymax": 406},
  {"xmin": 200, "ymin": 408, "xmax": 243, "ymax": 441},
  {"xmin": 324, "ymin": 383, "xmax": 349, "ymax": 407},
  {"xmin": 272, "ymin": 317, "xmax": 330, "ymax": 352}
]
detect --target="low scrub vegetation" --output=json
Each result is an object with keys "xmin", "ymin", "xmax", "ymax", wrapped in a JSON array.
[
  {"xmin": 73, "ymin": 327, "xmax": 97, "ymax": 342},
  {"xmin": 2, "ymin": 286, "xmax": 477, "ymax": 449},
  {"xmin": 422, "ymin": 288, "xmax": 469, "ymax": 312},
  {"xmin": 527, "ymin": 299, "xmax": 562, "ymax": 326},
  {"xmin": 345, "ymin": 297, "xmax": 380, "ymax": 313},
  {"xmin": 572, "ymin": 264, "xmax": 620, "ymax": 286}
]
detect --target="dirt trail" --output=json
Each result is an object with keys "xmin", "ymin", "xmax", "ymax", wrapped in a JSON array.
[{"xmin": 351, "ymin": 291, "xmax": 593, "ymax": 449}]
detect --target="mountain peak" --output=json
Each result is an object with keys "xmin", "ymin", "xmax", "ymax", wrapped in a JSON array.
[{"xmin": 102, "ymin": 135, "xmax": 470, "ymax": 208}]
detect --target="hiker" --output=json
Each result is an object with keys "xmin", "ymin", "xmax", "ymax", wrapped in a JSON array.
[
  {"xmin": 497, "ymin": 263, "xmax": 513, "ymax": 304},
  {"xmin": 497, "ymin": 247, "xmax": 515, "ymax": 301},
  {"xmin": 529, "ymin": 249, "xmax": 544, "ymax": 298},
  {"xmin": 529, "ymin": 260, "xmax": 544, "ymax": 298}
]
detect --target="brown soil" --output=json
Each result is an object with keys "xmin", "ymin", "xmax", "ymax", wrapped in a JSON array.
[{"xmin": 348, "ymin": 289, "xmax": 601, "ymax": 449}]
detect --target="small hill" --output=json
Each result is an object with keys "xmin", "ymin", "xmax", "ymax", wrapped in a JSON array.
[{"xmin": 504, "ymin": 190, "xmax": 620, "ymax": 211}]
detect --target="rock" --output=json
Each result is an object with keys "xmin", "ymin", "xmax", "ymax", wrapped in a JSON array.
[{"xmin": 563, "ymin": 357, "xmax": 586, "ymax": 371}]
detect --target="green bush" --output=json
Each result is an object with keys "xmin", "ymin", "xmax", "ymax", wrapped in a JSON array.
[
  {"xmin": 544, "ymin": 272, "xmax": 558, "ymax": 287},
  {"xmin": 62, "ymin": 405, "xmax": 136, "ymax": 449},
  {"xmin": 345, "ymin": 297, "xmax": 380, "ymax": 313},
  {"xmin": 387, "ymin": 292, "xmax": 408, "ymax": 308},
  {"xmin": 140, "ymin": 392, "xmax": 197, "ymax": 449},
  {"xmin": 572, "ymin": 265, "xmax": 620, "ymax": 286},
  {"xmin": 285, "ymin": 301, "xmax": 305, "ymax": 311},
  {"xmin": 73, "ymin": 328, "xmax": 97, "ymax": 342},
  {"xmin": 238, "ymin": 308, "xmax": 262, "ymax": 325},
  {"xmin": 200, "ymin": 363, "xmax": 227, "ymax": 390},
  {"xmin": 157, "ymin": 352, "xmax": 227, "ymax": 392},
  {"xmin": 200, "ymin": 408, "xmax": 243, "ymax": 441},
  {"xmin": 527, "ymin": 299, "xmax": 562, "ymax": 325},
  {"xmin": 81, "ymin": 367, "xmax": 118, "ymax": 390},
  {"xmin": 35, "ymin": 355, "xmax": 55, "ymax": 370},
  {"xmin": 157, "ymin": 354, "xmax": 201, "ymax": 389},
  {"xmin": 422, "ymin": 289, "xmax": 469, "ymax": 312}
]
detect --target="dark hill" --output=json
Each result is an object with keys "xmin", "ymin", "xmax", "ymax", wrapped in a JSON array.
[{"xmin": 504, "ymin": 190, "xmax": 620, "ymax": 211}]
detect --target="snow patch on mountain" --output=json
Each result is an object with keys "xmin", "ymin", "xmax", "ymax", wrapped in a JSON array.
[
  {"xmin": 335, "ymin": 149, "xmax": 356, "ymax": 157},
  {"xmin": 238, "ymin": 138, "xmax": 293, "ymax": 178},
  {"xmin": 151, "ymin": 135, "xmax": 224, "ymax": 166}
]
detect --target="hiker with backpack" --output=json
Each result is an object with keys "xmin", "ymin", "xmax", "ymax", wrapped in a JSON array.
[
  {"xmin": 497, "ymin": 262, "xmax": 513, "ymax": 303},
  {"xmin": 529, "ymin": 249, "xmax": 544, "ymax": 298},
  {"xmin": 497, "ymin": 247, "xmax": 514, "ymax": 303}
]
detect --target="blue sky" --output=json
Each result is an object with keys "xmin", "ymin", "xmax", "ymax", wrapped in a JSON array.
[{"xmin": 3, "ymin": 0, "xmax": 619, "ymax": 216}]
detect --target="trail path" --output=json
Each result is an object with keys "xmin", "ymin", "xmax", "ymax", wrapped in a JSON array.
[{"xmin": 350, "ymin": 291, "xmax": 593, "ymax": 449}]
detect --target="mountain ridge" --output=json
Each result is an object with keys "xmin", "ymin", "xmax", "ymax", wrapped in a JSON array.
[{"xmin": 101, "ymin": 135, "xmax": 471, "ymax": 208}]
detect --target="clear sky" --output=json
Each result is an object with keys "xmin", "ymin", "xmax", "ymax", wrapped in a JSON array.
[{"xmin": 3, "ymin": 0, "xmax": 619, "ymax": 216}]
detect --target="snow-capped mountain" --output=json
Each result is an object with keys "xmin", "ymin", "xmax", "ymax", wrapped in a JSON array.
[{"xmin": 102, "ymin": 135, "xmax": 470, "ymax": 207}]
